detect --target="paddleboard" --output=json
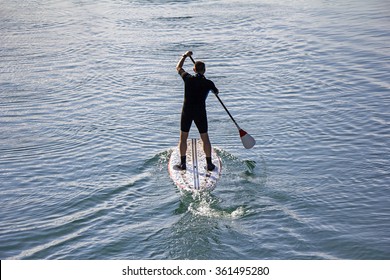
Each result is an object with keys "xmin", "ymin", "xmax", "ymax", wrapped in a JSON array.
[{"xmin": 168, "ymin": 138, "xmax": 222, "ymax": 193}]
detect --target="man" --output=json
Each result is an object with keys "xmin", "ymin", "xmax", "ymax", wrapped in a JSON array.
[{"xmin": 175, "ymin": 51, "xmax": 219, "ymax": 171}]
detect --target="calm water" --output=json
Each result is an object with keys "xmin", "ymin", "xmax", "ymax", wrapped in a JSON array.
[{"xmin": 0, "ymin": 0, "xmax": 389, "ymax": 260}]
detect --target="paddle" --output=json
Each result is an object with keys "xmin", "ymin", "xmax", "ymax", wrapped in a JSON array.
[{"xmin": 189, "ymin": 55, "xmax": 256, "ymax": 149}]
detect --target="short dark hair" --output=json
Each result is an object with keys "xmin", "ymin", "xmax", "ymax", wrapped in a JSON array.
[{"xmin": 194, "ymin": 61, "xmax": 205, "ymax": 73}]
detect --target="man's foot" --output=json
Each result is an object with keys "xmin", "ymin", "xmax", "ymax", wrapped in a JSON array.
[
  {"xmin": 207, "ymin": 163, "xmax": 215, "ymax": 171},
  {"xmin": 174, "ymin": 163, "xmax": 186, "ymax": 170}
]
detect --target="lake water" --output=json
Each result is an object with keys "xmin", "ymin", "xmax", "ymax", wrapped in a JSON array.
[{"xmin": 0, "ymin": 0, "xmax": 389, "ymax": 260}]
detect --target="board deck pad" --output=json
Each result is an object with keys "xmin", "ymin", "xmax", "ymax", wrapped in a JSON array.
[{"xmin": 168, "ymin": 138, "xmax": 222, "ymax": 192}]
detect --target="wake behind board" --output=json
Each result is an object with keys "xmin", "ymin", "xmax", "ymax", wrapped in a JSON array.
[{"xmin": 168, "ymin": 138, "xmax": 222, "ymax": 193}]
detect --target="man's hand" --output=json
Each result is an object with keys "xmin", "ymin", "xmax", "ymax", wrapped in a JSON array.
[{"xmin": 184, "ymin": 51, "xmax": 193, "ymax": 57}]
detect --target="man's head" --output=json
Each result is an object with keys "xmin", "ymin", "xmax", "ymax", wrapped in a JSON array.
[{"xmin": 193, "ymin": 61, "xmax": 206, "ymax": 74}]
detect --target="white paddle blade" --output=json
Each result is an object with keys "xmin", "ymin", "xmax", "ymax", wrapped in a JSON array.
[
  {"xmin": 239, "ymin": 129, "xmax": 256, "ymax": 149},
  {"xmin": 241, "ymin": 133, "xmax": 256, "ymax": 149}
]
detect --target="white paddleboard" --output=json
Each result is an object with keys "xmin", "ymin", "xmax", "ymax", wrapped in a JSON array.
[{"xmin": 168, "ymin": 138, "xmax": 222, "ymax": 193}]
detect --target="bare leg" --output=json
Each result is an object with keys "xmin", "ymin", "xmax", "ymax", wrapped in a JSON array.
[
  {"xmin": 179, "ymin": 131, "xmax": 189, "ymax": 157},
  {"xmin": 200, "ymin": 132, "xmax": 212, "ymax": 158},
  {"xmin": 200, "ymin": 132, "xmax": 215, "ymax": 171}
]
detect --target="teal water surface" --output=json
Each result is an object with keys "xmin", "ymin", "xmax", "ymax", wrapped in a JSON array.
[{"xmin": 0, "ymin": 0, "xmax": 389, "ymax": 259}]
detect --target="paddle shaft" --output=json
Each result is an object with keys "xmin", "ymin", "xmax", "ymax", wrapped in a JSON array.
[{"xmin": 188, "ymin": 55, "xmax": 241, "ymax": 130}]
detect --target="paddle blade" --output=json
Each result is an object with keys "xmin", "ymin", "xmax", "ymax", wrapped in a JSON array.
[{"xmin": 239, "ymin": 129, "xmax": 256, "ymax": 149}]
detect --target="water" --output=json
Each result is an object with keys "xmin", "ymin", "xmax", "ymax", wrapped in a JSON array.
[{"xmin": 0, "ymin": 0, "xmax": 389, "ymax": 260}]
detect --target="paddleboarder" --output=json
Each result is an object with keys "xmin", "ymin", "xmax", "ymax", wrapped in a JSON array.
[{"xmin": 175, "ymin": 51, "xmax": 219, "ymax": 171}]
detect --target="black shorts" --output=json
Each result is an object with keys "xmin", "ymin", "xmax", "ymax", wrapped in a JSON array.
[{"xmin": 180, "ymin": 109, "xmax": 208, "ymax": 134}]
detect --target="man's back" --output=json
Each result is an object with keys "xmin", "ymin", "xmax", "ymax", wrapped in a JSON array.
[{"xmin": 180, "ymin": 71, "xmax": 218, "ymax": 111}]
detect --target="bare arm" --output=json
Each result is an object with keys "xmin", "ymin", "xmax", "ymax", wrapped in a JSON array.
[
  {"xmin": 176, "ymin": 56, "xmax": 186, "ymax": 72},
  {"xmin": 176, "ymin": 51, "xmax": 193, "ymax": 72}
]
